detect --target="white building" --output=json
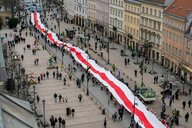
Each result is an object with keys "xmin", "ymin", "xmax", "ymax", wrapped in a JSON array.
[
  {"xmin": 74, "ymin": 0, "xmax": 88, "ymax": 27},
  {"xmin": 62, "ymin": 0, "xmax": 75, "ymax": 22},
  {"xmin": 109, "ymin": 0, "xmax": 124, "ymax": 44}
]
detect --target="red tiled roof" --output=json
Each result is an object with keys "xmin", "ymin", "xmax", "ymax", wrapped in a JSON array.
[{"xmin": 166, "ymin": 0, "xmax": 192, "ymax": 17}]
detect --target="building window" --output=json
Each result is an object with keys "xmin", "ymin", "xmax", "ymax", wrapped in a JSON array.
[
  {"xmin": 146, "ymin": 7, "xmax": 148, "ymax": 14},
  {"xmin": 159, "ymin": 10, "xmax": 161, "ymax": 17},
  {"xmin": 142, "ymin": 7, "xmax": 144, "ymax": 13},
  {"xmin": 154, "ymin": 9, "xmax": 157, "ymax": 16},
  {"xmin": 150, "ymin": 8, "xmax": 152, "ymax": 15}
]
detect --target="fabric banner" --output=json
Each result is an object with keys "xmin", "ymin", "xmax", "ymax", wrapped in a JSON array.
[{"xmin": 31, "ymin": 12, "xmax": 165, "ymax": 128}]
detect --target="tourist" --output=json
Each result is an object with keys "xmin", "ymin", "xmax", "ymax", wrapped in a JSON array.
[
  {"xmin": 78, "ymin": 94, "xmax": 82, "ymax": 102},
  {"xmin": 182, "ymin": 101, "xmax": 186, "ymax": 109},
  {"xmin": 54, "ymin": 93, "xmax": 57, "ymax": 102},
  {"xmin": 188, "ymin": 100, "xmax": 191, "ymax": 108},
  {"xmin": 185, "ymin": 112, "xmax": 189, "ymax": 122},
  {"xmin": 104, "ymin": 117, "xmax": 107, "ymax": 128}
]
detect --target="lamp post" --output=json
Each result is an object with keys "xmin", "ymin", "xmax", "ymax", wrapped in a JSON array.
[
  {"xmin": 42, "ymin": 99, "xmax": 46, "ymax": 128},
  {"xmin": 33, "ymin": 86, "xmax": 36, "ymax": 114},
  {"xmin": 57, "ymin": 18, "xmax": 60, "ymax": 35},
  {"xmin": 107, "ymin": 37, "xmax": 110, "ymax": 64},
  {"xmin": 86, "ymin": 52, "xmax": 90, "ymax": 95},
  {"xmin": 62, "ymin": 47, "xmax": 64, "ymax": 65}
]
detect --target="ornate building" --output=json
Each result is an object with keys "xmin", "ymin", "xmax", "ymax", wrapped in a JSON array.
[
  {"xmin": 162, "ymin": 0, "xmax": 192, "ymax": 80},
  {"xmin": 109, "ymin": 0, "xmax": 124, "ymax": 44},
  {"xmin": 124, "ymin": 0, "xmax": 141, "ymax": 51},
  {"xmin": 74, "ymin": 0, "xmax": 88, "ymax": 27},
  {"xmin": 88, "ymin": 0, "xmax": 96, "ymax": 30},
  {"xmin": 140, "ymin": 0, "xmax": 173, "ymax": 63},
  {"xmin": 95, "ymin": 0, "xmax": 109, "ymax": 37}
]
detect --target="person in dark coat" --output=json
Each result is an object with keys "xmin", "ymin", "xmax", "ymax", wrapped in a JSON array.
[
  {"xmin": 104, "ymin": 117, "xmax": 107, "ymax": 128},
  {"xmin": 188, "ymin": 100, "xmax": 191, "ymax": 108},
  {"xmin": 185, "ymin": 112, "xmax": 189, "ymax": 122},
  {"xmin": 182, "ymin": 101, "xmax": 186, "ymax": 109}
]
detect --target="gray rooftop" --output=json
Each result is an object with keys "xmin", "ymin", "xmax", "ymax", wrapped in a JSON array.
[{"xmin": 0, "ymin": 93, "xmax": 38, "ymax": 128}]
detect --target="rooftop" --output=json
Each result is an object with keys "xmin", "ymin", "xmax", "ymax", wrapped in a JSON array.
[
  {"xmin": 140, "ymin": 0, "xmax": 166, "ymax": 4},
  {"xmin": 0, "ymin": 93, "xmax": 38, "ymax": 128},
  {"xmin": 166, "ymin": 0, "xmax": 192, "ymax": 17}
]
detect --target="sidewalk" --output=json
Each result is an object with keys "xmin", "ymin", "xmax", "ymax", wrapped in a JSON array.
[
  {"xmin": 12, "ymin": 27, "xmax": 124, "ymax": 128},
  {"xmin": 44, "ymin": 10, "xmax": 192, "ymax": 128}
]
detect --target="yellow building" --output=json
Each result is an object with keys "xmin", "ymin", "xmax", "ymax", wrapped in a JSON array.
[
  {"xmin": 124, "ymin": 0, "xmax": 141, "ymax": 51},
  {"xmin": 140, "ymin": 0, "xmax": 167, "ymax": 63},
  {"xmin": 88, "ymin": 0, "xmax": 96, "ymax": 30}
]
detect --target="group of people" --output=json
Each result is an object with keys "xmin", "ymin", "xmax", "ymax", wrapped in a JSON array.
[
  {"xmin": 50, "ymin": 115, "xmax": 65, "ymax": 128},
  {"xmin": 66, "ymin": 107, "xmax": 75, "ymax": 117},
  {"xmin": 53, "ymin": 93, "xmax": 67, "ymax": 103}
]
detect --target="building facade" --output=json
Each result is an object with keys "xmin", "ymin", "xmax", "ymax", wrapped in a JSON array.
[
  {"xmin": 140, "ymin": 0, "xmax": 168, "ymax": 63},
  {"xmin": 88, "ymin": 0, "xmax": 96, "ymax": 30},
  {"xmin": 62, "ymin": 0, "xmax": 75, "ymax": 22},
  {"xmin": 124, "ymin": 0, "xmax": 141, "ymax": 51},
  {"xmin": 74, "ymin": 0, "xmax": 88, "ymax": 27},
  {"xmin": 162, "ymin": 0, "xmax": 192, "ymax": 80},
  {"xmin": 95, "ymin": 0, "xmax": 109, "ymax": 37},
  {"xmin": 109, "ymin": 0, "xmax": 124, "ymax": 44}
]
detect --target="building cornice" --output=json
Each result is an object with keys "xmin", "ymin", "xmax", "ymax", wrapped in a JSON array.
[
  {"xmin": 139, "ymin": 0, "xmax": 166, "ymax": 7},
  {"xmin": 164, "ymin": 12, "xmax": 187, "ymax": 21}
]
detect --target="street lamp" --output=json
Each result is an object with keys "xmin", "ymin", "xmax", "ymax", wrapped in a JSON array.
[
  {"xmin": 33, "ymin": 86, "xmax": 36, "ymax": 114},
  {"xmin": 107, "ymin": 37, "xmax": 110, "ymax": 64},
  {"xmin": 62, "ymin": 46, "xmax": 64, "ymax": 65},
  {"xmin": 57, "ymin": 18, "xmax": 60, "ymax": 35},
  {"xmin": 86, "ymin": 53, "xmax": 90, "ymax": 95},
  {"xmin": 42, "ymin": 99, "xmax": 46, "ymax": 128}
]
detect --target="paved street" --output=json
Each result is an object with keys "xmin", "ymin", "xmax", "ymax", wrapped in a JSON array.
[
  {"xmin": 0, "ymin": 5, "xmax": 191, "ymax": 128},
  {"xmin": 42, "ymin": 9, "xmax": 192, "ymax": 128},
  {"xmin": 10, "ymin": 28, "xmax": 123, "ymax": 128}
]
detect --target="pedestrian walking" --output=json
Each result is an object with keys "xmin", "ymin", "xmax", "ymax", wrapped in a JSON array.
[
  {"xmin": 182, "ymin": 101, "xmax": 186, "ymax": 109},
  {"xmin": 58, "ymin": 116, "xmax": 62, "ymax": 127},
  {"xmin": 53, "ymin": 71, "xmax": 55, "ymax": 78},
  {"xmin": 63, "ymin": 77, "xmax": 66, "ymax": 85},
  {"xmin": 54, "ymin": 93, "xmax": 57, "ymax": 102},
  {"xmin": 36, "ymin": 95, "xmax": 40, "ymax": 103},
  {"xmin": 36, "ymin": 58, "xmax": 39, "ymax": 65},
  {"xmin": 54, "ymin": 117, "xmax": 58, "ymax": 126},
  {"xmin": 62, "ymin": 119, "xmax": 65, "ymax": 128},
  {"xmin": 185, "ymin": 112, "xmax": 189, "ymax": 122},
  {"xmin": 188, "ymin": 100, "xmax": 191, "ymax": 108},
  {"xmin": 104, "ymin": 117, "xmax": 107, "ymax": 128},
  {"xmin": 71, "ymin": 108, "xmax": 75, "ymax": 117},
  {"xmin": 38, "ymin": 76, "xmax": 40, "ymax": 84},
  {"xmin": 124, "ymin": 58, "xmax": 127, "ymax": 66},
  {"xmin": 59, "ymin": 73, "xmax": 62, "ymax": 80},
  {"xmin": 46, "ymin": 71, "xmax": 49, "ymax": 79},
  {"xmin": 78, "ymin": 94, "xmax": 82, "ymax": 102},
  {"xmin": 34, "ymin": 59, "xmax": 36, "ymax": 65},
  {"xmin": 127, "ymin": 58, "xmax": 130, "ymax": 65},
  {"xmin": 144, "ymin": 65, "xmax": 147, "ymax": 73},
  {"xmin": 56, "ymin": 72, "xmax": 59, "ymax": 80},
  {"xmin": 134, "ymin": 70, "xmax": 137, "ymax": 77},
  {"xmin": 81, "ymin": 73, "xmax": 85, "ymax": 82},
  {"xmin": 58, "ymin": 94, "xmax": 62, "ymax": 102},
  {"xmin": 21, "ymin": 54, "xmax": 24, "ymax": 61}
]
